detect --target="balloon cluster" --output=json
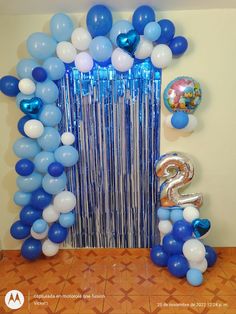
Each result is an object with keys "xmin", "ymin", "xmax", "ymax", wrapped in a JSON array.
[{"xmin": 151, "ymin": 152, "xmax": 217, "ymax": 286}]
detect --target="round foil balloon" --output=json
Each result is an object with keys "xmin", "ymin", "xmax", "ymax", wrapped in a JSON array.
[{"xmin": 164, "ymin": 77, "xmax": 202, "ymax": 114}]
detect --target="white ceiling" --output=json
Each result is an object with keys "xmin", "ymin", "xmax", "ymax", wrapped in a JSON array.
[{"xmin": 0, "ymin": 0, "xmax": 236, "ymax": 15}]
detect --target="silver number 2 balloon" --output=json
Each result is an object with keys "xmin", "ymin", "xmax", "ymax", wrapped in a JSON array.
[{"xmin": 155, "ymin": 152, "xmax": 203, "ymax": 208}]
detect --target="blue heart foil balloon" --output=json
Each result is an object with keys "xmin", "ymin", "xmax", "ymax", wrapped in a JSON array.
[
  {"xmin": 192, "ymin": 218, "xmax": 211, "ymax": 239},
  {"xmin": 117, "ymin": 30, "xmax": 140, "ymax": 57},
  {"xmin": 20, "ymin": 97, "xmax": 43, "ymax": 118}
]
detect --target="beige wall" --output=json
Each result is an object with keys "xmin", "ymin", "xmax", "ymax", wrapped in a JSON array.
[{"xmin": 0, "ymin": 9, "xmax": 235, "ymax": 249}]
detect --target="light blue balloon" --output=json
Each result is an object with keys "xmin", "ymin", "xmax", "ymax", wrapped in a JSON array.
[
  {"xmin": 144, "ymin": 22, "xmax": 161, "ymax": 42},
  {"xmin": 110, "ymin": 20, "xmax": 134, "ymax": 46},
  {"xmin": 89, "ymin": 36, "xmax": 113, "ymax": 62},
  {"xmin": 35, "ymin": 79, "xmax": 59, "ymax": 104},
  {"xmin": 33, "ymin": 151, "xmax": 55, "ymax": 173},
  {"xmin": 157, "ymin": 207, "xmax": 170, "ymax": 220},
  {"xmin": 170, "ymin": 209, "xmax": 183, "ymax": 223},
  {"xmin": 27, "ymin": 32, "xmax": 57, "ymax": 60},
  {"xmin": 42, "ymin": 172, "xmax": 67, "ymax": 195},
  {"xmin": 17, "ymin": 172, "xmax": 43, "ymax": 193},
  {"xmin": 186, "ymin": 269, "xmax": 203, "ymax": 286},
  {"xmin": 14, "ymin": 191, "xmax": 31, "ymax": 206},
  {"xmin": 59, "ymin": 211, "xmax": 75, "ymax": 228},
  {"xmin": 37, "ymin": 127, "xmax": 61, "ymax": 152},
  {"xmin": 13, "ymin": 137, "xmax": 41, "ymax": 158},
  {"xmin": 39, "ymin": 105, "xmax": 62, "ymax": 127},
  {"xmin": 16, "ymin": 93, "xmax": 35, "ymax": 108},
  {"xmin": 43, "ymin": 57, "xmax": 66, "ymax": 81},
  {"xmin": 32, "ymin": 219, "xmax": 48, "ymax": 233},
  {"xmin": 50, "ymin": 13, "xmax": 74, "ymax": 42},
  {"xmin": 54, "ymin": 145, "xmax": 79, "ymax": 167},
  {"xmin": 16, "ymin": 59, "xmax": 39, "ymax": 79}
]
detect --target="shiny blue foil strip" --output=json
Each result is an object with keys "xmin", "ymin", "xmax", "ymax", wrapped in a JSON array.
[{"xmin": 57, "ymin": 59, "xmax": 161, "ymax": 248}]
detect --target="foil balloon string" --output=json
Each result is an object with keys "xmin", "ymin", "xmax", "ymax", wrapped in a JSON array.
[{"xmin": 57, "ymin": 60, "xmax": 161, "ymax": 248}]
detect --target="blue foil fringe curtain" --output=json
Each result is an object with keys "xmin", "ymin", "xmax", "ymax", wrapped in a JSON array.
[{"xmin": 57, "ymin": 59, "xmax": 161, "ymax": 248}]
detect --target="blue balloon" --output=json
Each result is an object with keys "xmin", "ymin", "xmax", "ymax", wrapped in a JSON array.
[
  {"xmin": 30, "ymin": 187, "xmax": 52, "ymax": 210},
  {"xmin": 14, "ymin": 191, "xmax": 31, "ymax": 206},
  {"xmin": 186, "ymin": 269, "xmax": 203, "ymax": 286},
  {"xmin": 10, "ymin": 220, "xmax": 31, "ymax": 239},
  {"xmin": 15, "ymin": 159, "xmax": 35, "ymax": 176},
  {"xmin": 48, "ymin": 222, "xmax": 68, "ymax": 243},
  {"xmin": 150, "ymin": 245, "xmax": 169, "ymax": 267},
  {"xmin": 171, "ymin": 112, "xmax": 189, "ymax": 129},
  {"xmin": 35, "ymin": 79, "xmax": 59, "ymax": 104},
  {"xmin": 21, "ymin": 237, "xmax": 42, "ymax": 260},
  {"xmin": 170, "ymin": 209, "xmax": 184, "ymax": 223},
  {"xmin": 205, "ymin": 245, "xmax": 217, "ymax": 267},
  {"xmin": 168, "ymin": 255, "xmax": 189, "ymax": 278},
  {"xmin": 54, "ymin": 145, "xmax": 79, "ymax": 167},
  {"xmin": 20, "ymin": 97, "xmax": 43, "ymax": 118},
  {"xmin": 20, "ymin": 205, "xmax": 42, "ymax": 226},
  {"xmin": 0, "ymin": 75, "xmax": 19, "ymax": 97},
  {"xmin": 96, "ymin": 58, "xmax": 111, "ymax": 67},
  {"xmin": 42, "ymin": 172, "xmax": 67, "ymax": 195},
  {"xmin": 163, "ymin": 233, "xmax": 183, "ymax": 255},
  {"xmin": 17, "ymin": 116, "xmax": 31, "ymax": 136},
  {"xmin": 156, "ymin": 19, "xmax": 175, "ymax": 44},
  {"xmin": 132, "ymin": 5, "xmax": 155, "ymax": 35},
  {"xmin": 17, "ymin": 172, "xmax": 43, "ymax": 193},
  {"xmin": 13, "ymin": 137, "xmax": 41, "ymax": 159},
  {"xmin": 32, "ymin": 67, "xmax": 47, "ymax": 82},
  {"xmin": 32, "ymin": 219, "xmax": 48, "ymax": 233},
  {"xmin": 33, "ymin": 151, "xmax": 55, "ymax": 173},
  {"xmin": 59, "ymin": 211, "xmax": 75, "ymax": 228},
  {"xmin": 109, "ymin": 20, "xmax": 134, "ymax": 46},
  {"xmin": 173, "ymin": 220, "xmax": 193, "ymax": 241},
  {"xmin": 16, "ymin": 59, "xmax": 39, "ymax": 79},
  {"xmin": 37, "ymin": 127, "xmax": 61, "ymax": 152},
  {"xmin": 16, "ymin": 93, "xmax": 35, "ymax": 108},
  {"xmin": 50, "ymin": 13, "xmax": 74, "ymax": 42},
  {"xmin": 43, "ymin": 57, "xmax": 66, "ymax": 81},
  {"xmin": 27, "ymin": 32, "xmax": 57, "ymax": 60},
  {"xmin": 38, "ymin": 104, "xmax": 62, "ymax": 127},
  {"xmin": 48, "ymin": 162, "xmax": 64, "ymax": 177},
  {"xmin": 169, "ymin": 36, "xmax": 188, "ymax": 56},
  {"xmin": 89, "ymin": 36, "xmax": 113, "ymax": 62},
  {"xmin": 144, "ymin": 22, "xmax": 161, "ymax": 42},
  {"xmin": 157, "ymin": 207, "xmax": 170, "ymax": 220},
  {"xmin": 86, "ymin": 5, "xmax": 113, "ymax": 37}
]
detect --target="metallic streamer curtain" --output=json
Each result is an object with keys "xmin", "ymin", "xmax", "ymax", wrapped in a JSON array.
[{"xmin": 57, "ymin": 60, "xmax": 161, "ymax": 248}]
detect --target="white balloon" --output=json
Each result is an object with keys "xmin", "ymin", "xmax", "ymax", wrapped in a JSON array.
[
  {"xmin": 183, "ymin": 239, "xmax": 206, "ymax": 262},
  {"xmin": 134, "ymin": 36, "xmax": 153, "ymax": 60},
  {"xmin": 165, "ymin": 114, "xmax": 174, "ymax": 128},
  {"xmin": 18, "ymin": 78, "xmax": 36, "ymax": 95},
  {"xmin": 111, "ymin": 48, "xmax": 134, "ymax": 72},
  {"xmin": 183, "ymin": 115, "xmax": 198, "ymax": 132},
  {"xmin": 24, "ymin": 119, "xmax": 44, "ymax": 138},
  {"xmin": 61, "ymin": 132, "xmax": 75, "ymax": 145},
  {"xmin": 75, "ymin": 52, "xmax": 93, "ymax": 73},
  {"xmin": 42, "ymin": 239, "xmax": 60, "ymax": 257},
  {"xmin": 158, "ymin": 220, "xmax": 173, "ymax": 234},
  {"xmin": 54, "ymin": 191, "xmax": 76, "ymax": 213},
  {"xmin": 31, "ymin": 226, "xmax": 49, "ymax": 240},
  {"xmin": 43, "ymin": 204, "xmax": 60, "ymax": 223},
  {"xmin": 183, "ymin": 206, "xmax": 200, "ymax": 223},
  {"xmin": 189, "ymin": 258, "xmax": 208, "ymax": 273},
  {"xmin": 56, "ymin": 41, "xmax": 77, "ymax": 63},
  {"xmin": 151, "ymin": 44, "xmax": 172, "ymax": 69},
  {"xmin": 71, "ymin": 27, "xmax": 92, "ymax": 51}
]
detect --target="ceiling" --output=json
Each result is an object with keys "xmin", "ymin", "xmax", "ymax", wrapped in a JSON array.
[{"xmin": 0, "ymin": 0, "xmax": 236, "ymax": 15}]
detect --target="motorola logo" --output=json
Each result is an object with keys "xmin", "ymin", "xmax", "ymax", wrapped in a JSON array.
[{"xmin": 5, "ymin": 290, "xmax": 25, "ymax": 310}]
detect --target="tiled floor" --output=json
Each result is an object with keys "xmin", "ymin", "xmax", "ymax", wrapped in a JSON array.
[{"xmin": 0, "ymin": 248, "xmax": 235, "ymax": 313}]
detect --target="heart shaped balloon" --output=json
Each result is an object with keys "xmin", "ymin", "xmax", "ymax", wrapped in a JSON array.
[
  {"xmin": 20, "ymin": 97, "xmax": 43, "ymax": 118},
  {"xmin": 117, "ymin": 30, "xmax": 140, "ymax": 56},
  {"xmin": 192, "ymin": 218, "xmax": 211, "ymax": 239}
]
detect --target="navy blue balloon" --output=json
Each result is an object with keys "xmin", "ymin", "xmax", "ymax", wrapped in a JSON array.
[
  {"xmin": 156, "ymin": 19, "xmax": 175, "ymax": 44},
  {"xmin": 17, "ymin": 116, "xmax": 31, "ymax": 136},
  {"xmin": 20, "ymin": 205, "xmax": 42, "ymax": 226},
  {"xmin": 205, "ymin": 245, "xmax": 217, "ymax": 267},
  {"xmin": 48, "ymin": 222, "xmax": 68, "ymax": 243},
  {"xmin": 173, "ymin": 219, "xmax": 193, "ymax": 241},
  {"xmin": 0, "ymin": 75, "xmax": 20, "ymax": 97},
  {"xmin": 132, "ymin": 5, "xmax": 155, "ymax": 35},
  {"xmin": 10, "ymin": 220, "xmax": 31, "ymax": 239},
  {"xmin": 32, "ymin": 67, "xmax": 47, "ymax": 82},
  {"xmin": 86, "ymin": 5, "xmax": 113, "ymax": 37},
  {"xmin": 15, "ymin": 158, "xmax": 35, "ymax": 176},
  {"xmin": 21, "ymin": 237, "xmax": 42, "ymax": 260},
  {"xmin": 30, "ymin": 187, "xmax": 52, "ymax": 210},
  {"xmin": 96, "ymin": 58, "xmax": 111, "ymax": 67},
  {"xmin": 169, "ymin": 36, "xmax": 188, "ymax": 56},
  {"xmin": 48, "ymin": 162, "xmax": 64, "ymax": 177},
  {"xmin": 167, "ymin": 255, "xmax": 189, "ymax": 278},
  {"xmin": 150, "ymin": 245, "xmax": 169, "ymax": 267},
  {"xmin": 163, "ymin": 233, "xmax": 183, "ymax": 255}
]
